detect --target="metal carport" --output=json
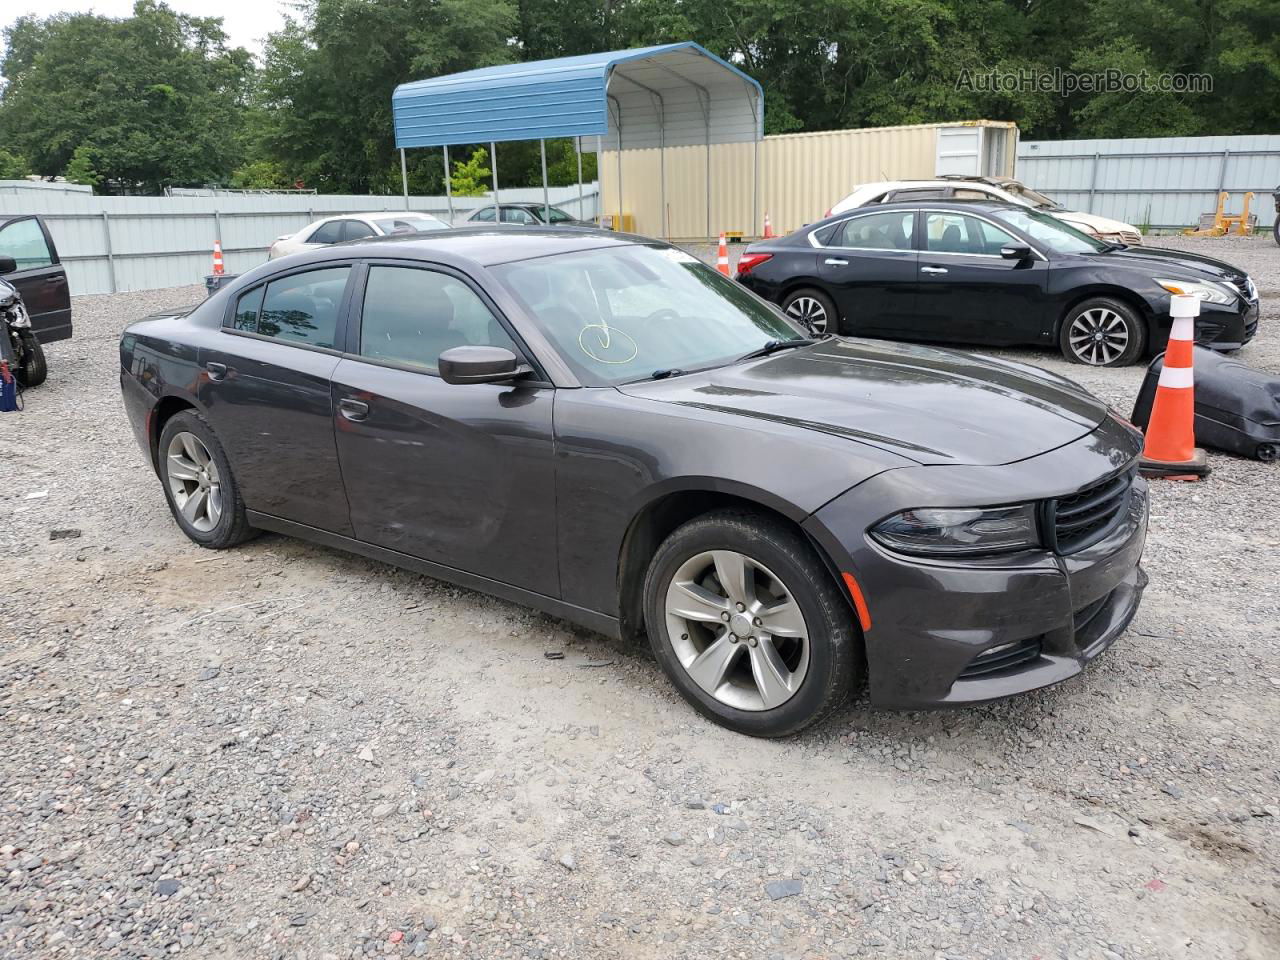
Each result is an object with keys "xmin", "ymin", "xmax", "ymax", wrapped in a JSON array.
[{"xmin": 391, "ymin": 42, "xmax": 764, "ymax": 238}]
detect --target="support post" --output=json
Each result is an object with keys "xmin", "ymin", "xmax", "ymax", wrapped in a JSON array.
[
  {"xmin": 101, "ymin": 210, "xmax": 117, "ymax": 294},
  {"xmin": 400, "ymin": 148, "xmax": 408, "ymax": 207},
  {"xmin": 596, "ymin": 136, "xmax": 603, "ymax": 226},
  {"xmin": 576, "ymin": 137, "xmax": 585, "ymax": 221},
  {"xmin": 752, "ymin": 136, "xmax": 759, "ymax": 240},
  {"xmin": 1087, "ymin": 152, "xmax": 1100, "ymax": 211},
  {"xmin": 491, "ymin": 141, "xmax": 499, "ymax": 220},
  {"xmin": 540, "ymin": 139, "xmax": 550, "ymax": 223},
  {"xmin": 443, "ymin": 144, "xmax": 455, "ymax": 223}
]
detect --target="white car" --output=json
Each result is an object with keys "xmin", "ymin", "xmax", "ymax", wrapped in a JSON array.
[
  {"xmin": 828, "ymin": 177, "xmax": 1143, "ymax": 245},
  {"xmin": 268, "ymin": 211, "xmax": 449, "ymax": 259}
]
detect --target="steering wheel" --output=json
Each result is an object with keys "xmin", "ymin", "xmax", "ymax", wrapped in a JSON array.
[{"xmin": 644, "ymin": 307, "xmax": 682, "ymax": 323}]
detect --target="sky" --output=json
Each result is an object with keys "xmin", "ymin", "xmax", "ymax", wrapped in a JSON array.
[{"xmin": 1, "ymin": 0, "xmax": 296, "ymax": 59}]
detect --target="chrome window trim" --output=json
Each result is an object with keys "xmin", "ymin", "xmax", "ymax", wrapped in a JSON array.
[
  {"xmin": 919, "ymin": 208, "xmax": 1049, "ymax": 262},
  {"xmin": 807, "ymin": 209, "xmax": 917, "ymax": 253},
  {"xmin": 809, "ymin": 207, "xmax": 1048, "ymax": 262}
]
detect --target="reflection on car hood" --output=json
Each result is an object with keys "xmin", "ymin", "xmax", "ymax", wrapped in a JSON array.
[
  {"xmin": 1085, "ymin": 245, "xmax": 1250, "ymax": 284},
  {"xmin": 619, "ymin": 338, "xmax": 1108, "ymax": 466}
]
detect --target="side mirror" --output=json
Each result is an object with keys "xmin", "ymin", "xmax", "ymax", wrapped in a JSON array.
[
  {"xmin": 438, "ymin": 345, "xmax": 529, "ymax": 385},
  {"xmin": 0, "ymin": 255, "xmax": 16, "ymax": 274},
  {"xmin": 1000, "ymin": 244, "xmax": 1033, "ymax": 261}
]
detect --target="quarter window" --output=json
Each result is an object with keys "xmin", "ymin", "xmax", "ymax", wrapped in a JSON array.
[
  {"xmin": 0, "ymin": 218, "xmax": 53, "ymax": 269},
  {"xmin": 358, "ymin": 266, "xmax": 518, "ymax": 372},
  {"xmin": 925, "ymin": 213, "xmax": 1017, "ymax": 255},
  {"xmin": 237, "ymin": 267, "xmax": 350, "ymax": 348},
  {"xmin": 834, "ymin": 211, "xmax": 915, "ymax": 250}
]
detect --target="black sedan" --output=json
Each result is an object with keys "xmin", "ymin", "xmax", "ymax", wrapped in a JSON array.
[
  {"xmin": 735, "ymin": 199, "xmax": 1259, "ymax": 366},
  {"xmin": 120, "ymin": 228, "xmax": 1148, "ymax": 737}
]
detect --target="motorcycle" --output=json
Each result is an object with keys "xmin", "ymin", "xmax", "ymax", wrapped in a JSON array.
[{"xmin": 0, "ymin": 275, "xmax": 46, "ymax": 388}]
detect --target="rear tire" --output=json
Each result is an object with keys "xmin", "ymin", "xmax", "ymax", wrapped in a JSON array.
[
  {"xmin": 781, "ymin": 288, "xmax": 838, "ymax": 336},
  {"xmin": 157, "ymin": 410, "xmax": 257, "ymax": 549},
  {"xmin": 642, "ymin": 509, "xmax": 860, "ymax": 737},
  {"xmin": 1059, "ymin": 297, "xmax": 1147, "ymax": 367},
  {"xmin": 15, "ymin": 334, "xmax": 46, "ymax": 387}
]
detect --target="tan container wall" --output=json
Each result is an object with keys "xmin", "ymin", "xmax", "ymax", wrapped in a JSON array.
[{"xmin": 602, "ymin": 121, "xmax": 1017, "ymax": 239}]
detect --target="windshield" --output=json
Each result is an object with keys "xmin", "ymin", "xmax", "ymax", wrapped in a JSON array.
[
  {"xmin": 379, "ymin": 216, "xmax": 447, "ymax": 234},
  {"xmin": 493, "ymin": 244, "xmax": 805, "ymax": 386},
  {"xmin": 1002, "ymin": 182, "xmax": 1063, "ymax": 211},
  {"xmin": 995, "ymin": 208, "xmax": 1110, "ymax": 254},
  {"xmin": 540, "ymin": 206, "xmax": 575, "ymax": 223}
]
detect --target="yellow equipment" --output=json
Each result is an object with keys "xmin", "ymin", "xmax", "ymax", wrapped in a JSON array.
[{"xmin": 1184, "ymin": 191, "xmax": 1257, "ymax": 237}]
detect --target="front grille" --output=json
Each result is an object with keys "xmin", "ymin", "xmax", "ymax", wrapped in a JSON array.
[
  {"xmin": 958, "ymin": 637, "xmax": 1043, "ymax": 679},
  {"xmin": 1048, "ymin": 470, "xmax": 1133, "ymax": 554},
  {"xmin": 1244, "ymin": 313, "xmax": 1259, "ymax": 342}
]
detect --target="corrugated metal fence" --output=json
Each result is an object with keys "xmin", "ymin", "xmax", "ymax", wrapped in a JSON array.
[
  {"xmin": 0, "ymin": 186, "xmax": 599, "ymax": 296},
  {"xmin": 1017, "ymin": 134, "xmax": 1280, "ymax": 231}
]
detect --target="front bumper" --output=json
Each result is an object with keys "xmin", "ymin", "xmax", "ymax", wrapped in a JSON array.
[
  {"xmin": 804, "ymin": 419, "xmax": 1149, "ymax": 709},
  {"xmin": 1183, "ymin": 298, "xmax": 1259, "ymax": 351}
]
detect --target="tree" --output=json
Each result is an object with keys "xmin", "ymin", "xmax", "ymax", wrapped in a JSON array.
[
  {"xmin": 450, "ymin": 147, "xmax": 491, "ymax": 196},
  {"xmin": 0, "ymin": 1, "xmax": 255, "ymax": 192},
  {"xmin": 0, "ymin": 148, "xmax": 30, "ymax": 180},
  {"xmin": 63, "ymin": 145, "xmax": 100, "ymax": 187}
]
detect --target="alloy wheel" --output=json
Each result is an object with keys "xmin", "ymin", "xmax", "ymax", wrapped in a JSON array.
[
  {"xmin": 663, "ymin": 550, "xmax": 811, "ymax": 711},
  {"xmin": 785, "ymin": 296, "xmax": 828, "ymax": 335},
  {"xmin": 165, "ymin": 431, "xmax": 223, "ymax": 533},
  {"xmin": 1068, "ymin": 307, "xmax": 1130, "ymax": 365}
]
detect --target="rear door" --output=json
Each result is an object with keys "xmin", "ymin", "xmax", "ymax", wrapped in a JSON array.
[
  {"xmin": 815, "ymin": 209, "xmax": 918, "ymax": 335},
  {"xmin": 0, "ymin": 217, "xmax": 71, "ymax": 343},
  {"xmin": 330, "ymin": 261, "xmax": 558, "ymax": 597},
  {"xmin": 909, "ymin": 211, "xmax": 1051, "ymax": 345},
  {"xmin": 198, "ymin": 263, "xmax": 356, "ymax": 534}
]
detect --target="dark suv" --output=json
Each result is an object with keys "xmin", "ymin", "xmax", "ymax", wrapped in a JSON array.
[{"xmin": 0, "ymin": 215, "xmax": 73, "ymax": 344}]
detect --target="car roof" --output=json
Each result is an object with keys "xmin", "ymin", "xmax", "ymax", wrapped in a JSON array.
[{"xmin": 283, "ymin": 226, "xmax": 653, "ymax": 268}]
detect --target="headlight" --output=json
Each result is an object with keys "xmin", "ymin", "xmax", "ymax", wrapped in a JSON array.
[
  {"xmin": 870, "ymin": 504, "xmax": 1040, "ymax": 557},
  {"xmin": 1155, "ymin": 277, "xmax": 1236, "ymax": 306},
  {"xmin": 8, "ymin": 303, "xmax": 30, "ymax": 328}
]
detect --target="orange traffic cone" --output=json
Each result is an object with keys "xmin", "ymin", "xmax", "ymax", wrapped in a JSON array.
[
  {"xmin": 212, "ymin": 242, "xmax": 225, "ymax": 276},
  {"xmin": 716, "ymin": 233, "xmax": 730, "ymax": 276},
  {"xmin": 763, "ymin": 212, "xmax": 775, "ymax": 238},
  {"xmin": 1139, "ymin": 293, "xmax": 1210, "ymax": 479}
]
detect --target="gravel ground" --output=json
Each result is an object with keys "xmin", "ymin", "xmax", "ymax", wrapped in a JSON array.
[{"xmin": 2, "ymin": 236, "xmax": 1278, "ymax": 960}]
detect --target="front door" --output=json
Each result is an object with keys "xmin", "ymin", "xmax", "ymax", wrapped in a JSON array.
[
  {"xmin": 816, "ymin": 209, "xmax": 918, "ymax": 336},
  {"xmin": 909, "ymin": 211, "xmax": 1051, "ymax": 346},
  {"xmin": 330, "ymin": 262, "xmax": 558, "ymax": 598},
  {"xmin": 198, "ymin": 263, "xmax": 356, "ymax": 535},
  {"xmin": 0, "ymin": 217, "xmax": 71, "ymax": 342}
]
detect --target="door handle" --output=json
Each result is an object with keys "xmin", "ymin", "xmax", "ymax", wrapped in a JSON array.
[
  {"xmin": 824, "ymin": 258, "xmax": 849, "ymax": 265},
  {"xmin": 45, "ymin": 275, "xmax": 65, "ymax": 284},
  {"xmin": 921, "ymin": 266, "xmax": 949, "ymax": 275},
  {"xmin": 205, "ymin": 361, "xmax": 228, "ymax": 381},
  {"xmin": 338, "ymin": 398, "xmax": 370, "ymax": 422}
]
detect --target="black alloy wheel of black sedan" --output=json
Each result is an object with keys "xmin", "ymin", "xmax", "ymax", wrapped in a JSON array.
[
  {"xmin": 734, "ymin": 199, "xmax": 1259, "ymax": 366},
  {"xmin": 122, "ymin": 227, "xmax": 1149, "ymax": 737}
]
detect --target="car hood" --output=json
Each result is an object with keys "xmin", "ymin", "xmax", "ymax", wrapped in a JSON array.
[
  {"xmin": 1083, "ymin": 244, "xmax": 1250, "ymax": 284},
  {"xmin": 619, "ymin": 338, "xmax": 1108, "ymax": 466},
  {"xmin": 1056, "ymin": 210, "xmax": 1140, "ymax": 236}
]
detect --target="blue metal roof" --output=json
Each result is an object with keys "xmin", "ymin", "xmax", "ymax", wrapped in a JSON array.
[{"xmin": 392, "ymin": 42, "xmax": 763, "ymax": 150}]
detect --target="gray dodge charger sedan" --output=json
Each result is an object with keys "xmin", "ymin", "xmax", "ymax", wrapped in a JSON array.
[{"xmin": 119, "ymin": 228, "xmax": 1149, "ymax": 737}]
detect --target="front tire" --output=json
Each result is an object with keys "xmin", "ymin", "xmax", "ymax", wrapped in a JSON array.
[
  {"xmin": 15, "ymin": 334, "xmax": 46, "ymax": 387},
  {"xmin": 781, "ymin": 288, "xmax": 838, "ymax": 336},
  {"xmin": 157, "ymin": 411, "xmax": 256, "ymax": 549},
  {"xmin": 642, "ymin": 510, "xmax": 860, "ymax": 737},
  {"xmin": 1059, "ymin": 297, "xmax": 1147, "ymax": 367}
]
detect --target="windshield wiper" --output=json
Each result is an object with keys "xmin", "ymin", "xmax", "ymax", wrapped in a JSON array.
[
  {"xmin": 734, "ymin": 337, "xmax": 818, "ymax": 364},
  {"xmin": 649, "ymin": 368, "xmax": 685, "ymax": 380}
]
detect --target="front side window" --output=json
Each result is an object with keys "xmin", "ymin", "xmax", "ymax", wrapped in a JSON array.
[
  {"xmin": 237, "ymin": 267, "xmax": 350, "ymax": 348},
  {"xmin": 342, "ymin": 220, "xmax": 377, "ymax": 242},
  {"xmin": 493, "ymin": 245, "xmax": 803, "ymax": 386},
  {"xmin": 0, "ymin": 218, "xmax": 53, "ymax": 269},
  {"xmin": 308, "ymin": 220, "xmax": 344, "ymax": 244},
  {"xmin": 358, "ymin": 266, "xmax": 518, "ymax": 372},
  {"xmin": 834, "ymin": 211, "xmax": 915, "ymax": 251},
  {"xmin": 886, "ymin": 188, "xmax": 946, "ymax": 202},
  {"xmin": 925, "ymin": 213, "xmax": 1017, "ymax": 255}
]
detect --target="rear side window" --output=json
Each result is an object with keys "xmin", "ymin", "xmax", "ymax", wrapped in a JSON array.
[
  {"xmin": 0, "ymin": 218, "xmax": 54, "ymax": 269},
  {"xmin": 835, "ymin": 211, "xmax": 915, "ymax": 250},
  {"xmin": 308, "ymin": 221, "xmax": 344, "ymax": 244},
  {"xmin": 234, "ymin": 267, "xmax": 350, "ymax": 349},
  {"xmin": 470, "ymin": 207, "xmax": 496, "ymax": 222}
]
